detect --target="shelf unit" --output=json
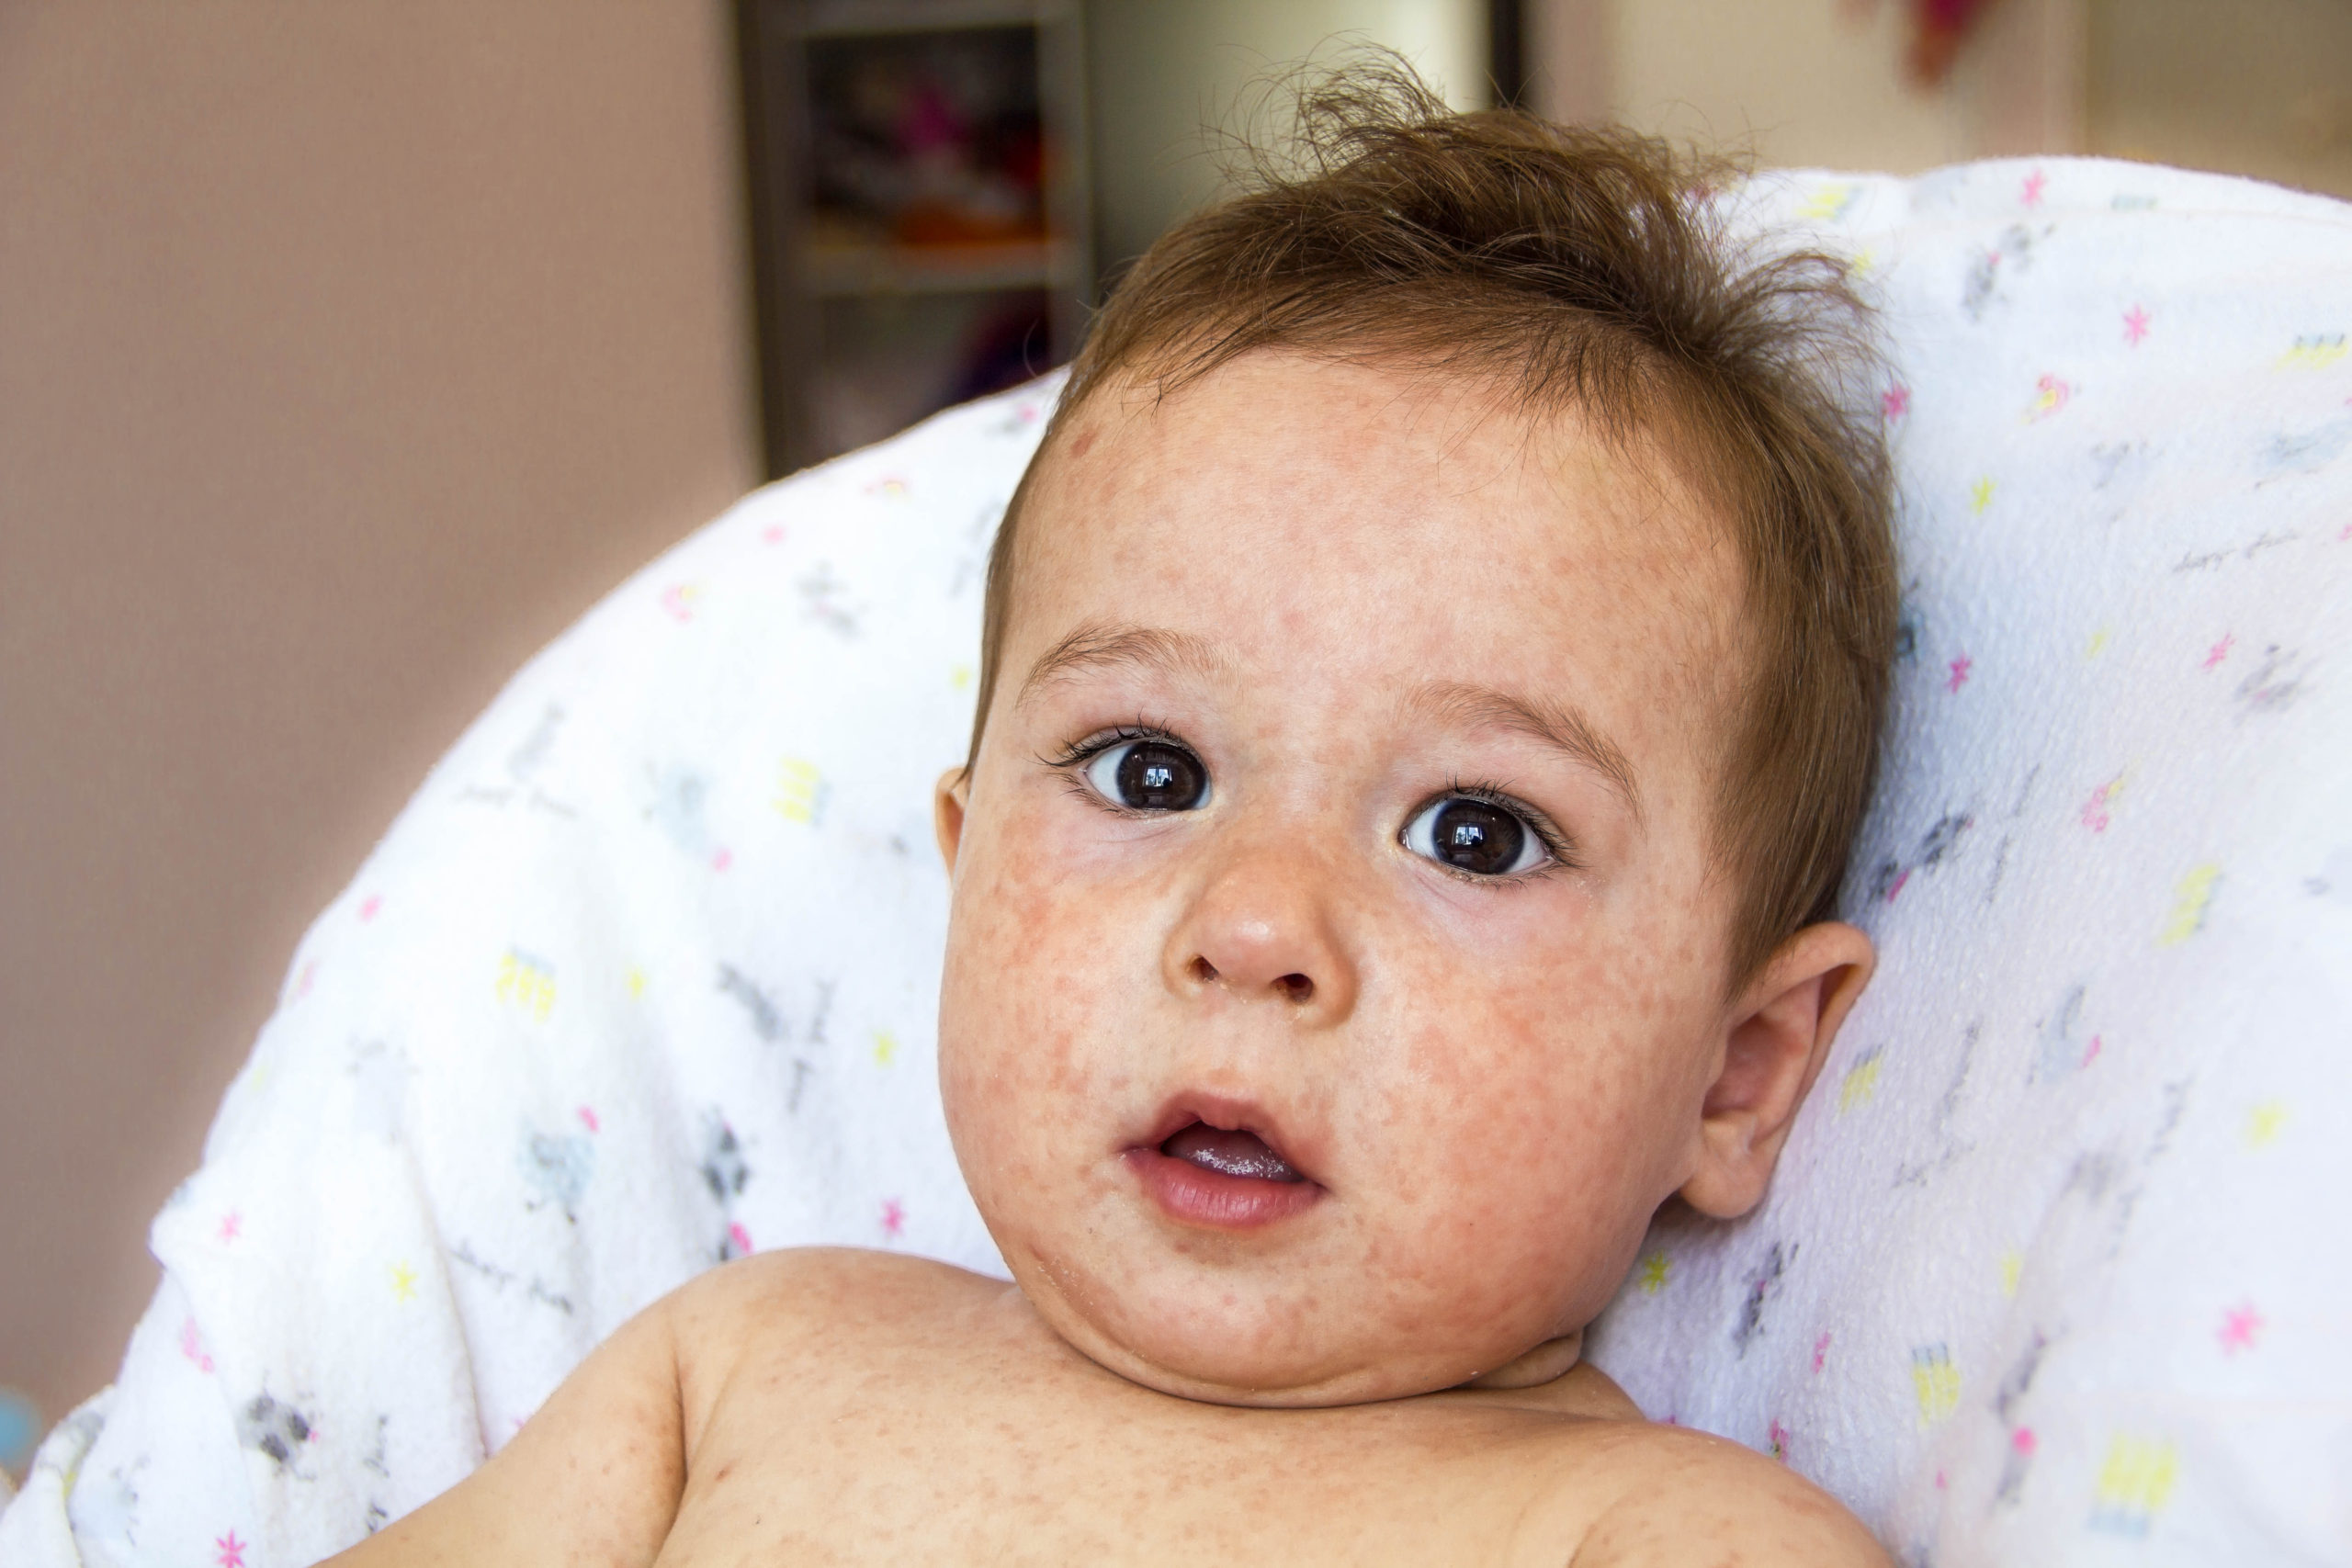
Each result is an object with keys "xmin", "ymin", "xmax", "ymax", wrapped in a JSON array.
[{"xmin": 738, "ymin": 0, "xmax": 1093, "ymax": 476}]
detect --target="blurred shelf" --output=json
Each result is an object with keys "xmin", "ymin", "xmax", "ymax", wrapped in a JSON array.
[
  {"xmin": 800, "ymin": 237, "xmax": 1079, "ymax": 296},
  {"xmin": 739, "ymin": 0, "xmax": 1092, "ymax": 473},
  {"xmin": 797, "ymin": 0, "xmax": 1076, "ymax": 40}
]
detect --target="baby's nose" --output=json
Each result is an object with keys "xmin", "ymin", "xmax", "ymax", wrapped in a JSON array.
[
  {"xmin": 1188, "ymin": 948, "xmax": 1315, "ymax": 1005},
  {"xmin": 1167, "ymin": 854, "xmax": 1356, "ymax": 1021}
]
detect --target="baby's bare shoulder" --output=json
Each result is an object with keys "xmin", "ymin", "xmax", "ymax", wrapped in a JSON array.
[
  {"xmin": 670, "ymin": 1248, "xmax": 1005, "ymax": 1411},
  {"xmin": 1515, "ymin": 1416, "xmax": 1889, "ymax": 1567},
  {"xmin": 676, "ymin": 1245, "xmax": 992, "ymax": 1324}
]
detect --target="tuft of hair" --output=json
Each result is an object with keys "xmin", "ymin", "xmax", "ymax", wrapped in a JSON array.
[{"xmin": 971, "ymin": 56, "xmax": 1897, "ymax": 990}]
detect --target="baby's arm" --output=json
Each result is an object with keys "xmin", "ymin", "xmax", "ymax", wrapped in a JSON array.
[{"xmin": 324, "ymin": 1286, "xmax": 693, "ymax": 1567}]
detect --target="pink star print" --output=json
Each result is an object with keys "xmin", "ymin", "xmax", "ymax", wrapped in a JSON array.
[
  {"xmin": 2123, "ymin": 305, "xmax": 2150, "ymax": 345},
  {"xmin": 576, "ymin": 1105, "xmax": 600, "ymax": 1134},
  {"xmin": 179, "ymin": 1315, "xmax": 214, "ymax": 1373},
  {"xmin": 881, "ymin": 1198, "xmax": 907, "ymax": 1238},
  {"xmin": 2082, "ymin": 779, "xmax": 2119, "ymax": 833},
  {"xmin": 1946, "ymin": 655, "xmax": 1973, "ymax": 693},
  {"xmin": 357, "ymin": 893, "xmax": 381, "ymax": 922},
  {"xmin": 762, "ymin": 523, "xmax": 785, "ymax": 544},
  {"xmin": 1881, "ymin": 383, "xmax": 1910, "ymax": 420},
  {"xmin": 2021, "ymin": 169, "xmax": 2047, "ymax": 207},
  {"xmin": 218, "ymin": 1211, "xmax": 243, "ymax": 1244},
  {"xmin": 1769, "ymin": 1417, "xmax": 1792, "ymax": 1461},
  {"xmin": 216, "ymin": 1530, "xmax": 247, "ymax": 1568},
  {"xmin": 1811, "ymin": 1332, "xmax": 1830, "ymax": 1372},
  {"xmin": 2012, "ymin": 1426, "xmax": 2037, "ymax": 1456},
  {"xmin": 2220, "ymin": 1303, "xmax": 2264, "ymax": 1354},
  {"xmin": 2203, "ymin": 634, "xmax": 2234, "ymax": 670}
]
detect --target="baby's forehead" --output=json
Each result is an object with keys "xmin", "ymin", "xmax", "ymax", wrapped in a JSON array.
[
  {"xmin": 1023, "ymin": 359, "xmax": 1748, "ymax": 668},
  {"xmin": 1006, "ymin": 367, "xmax": 1750, "ymax": 791}
]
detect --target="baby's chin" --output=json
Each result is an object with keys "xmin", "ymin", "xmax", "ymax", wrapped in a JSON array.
[{"xmin": 1012, "ymin": 1247, "xmax": 1566, "ymax": 1408}]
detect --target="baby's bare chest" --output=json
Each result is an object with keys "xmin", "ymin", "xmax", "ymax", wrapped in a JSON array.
[{"xmin": 653, "ymin": 1337, "xmax": 1601, "ymax": 1565}]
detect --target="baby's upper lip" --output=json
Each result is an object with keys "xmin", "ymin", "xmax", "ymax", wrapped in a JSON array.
[{"xmin": 1132, "ymin": 1091, "xmax": 1322, "ymax": 1185}]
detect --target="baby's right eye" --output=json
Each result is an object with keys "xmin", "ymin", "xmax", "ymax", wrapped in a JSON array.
[{"xmin": 1081, "ymin": 737, "xmax": 1210, "ymax": 812}]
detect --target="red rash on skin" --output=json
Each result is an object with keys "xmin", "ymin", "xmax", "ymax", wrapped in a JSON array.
[{"xmin": 936, "ymin": 353, "xmax": 1770, "ymax": 1407}]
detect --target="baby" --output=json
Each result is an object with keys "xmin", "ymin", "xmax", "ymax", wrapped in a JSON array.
[{"xmin": 337, "ymin": 69, "xmax": 1896, "ymax": 1565}]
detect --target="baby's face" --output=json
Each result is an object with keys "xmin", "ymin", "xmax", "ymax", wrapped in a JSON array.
[{"xmin": 938, "ymin": 353, "xmax": 1751, "ymax": 1404}]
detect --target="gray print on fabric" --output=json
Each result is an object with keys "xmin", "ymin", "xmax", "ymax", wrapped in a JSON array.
[
  {"xmin": 447, "ymin": 1239, "xmax": 575, "ymax": 1315},
  {"xmin": 238, "ymin": 1392, "xmax": 316, "ymax": 1476},
  {"xmin": 1961, "ymin": 224, "xmax": 2046, "ymax": 322},
  {"xmin": 1731, "ymin": 1241, "xmax": 1796, "ymax": 1357},
  {"xmin": 717, "ymin": 963, "xmax": 786, "ymax": 1042},
  {"xmin": 519, "ymin": 1124, "xmax": 595, "ymax": 1222},
  {"xmin": 648, "ymin": 765, "xmax": 716, "ymax": 857}
]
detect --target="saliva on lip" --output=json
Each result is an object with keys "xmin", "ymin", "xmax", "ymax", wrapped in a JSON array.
[{"xmin": 1162, "ymin": 1123, "xmax": 1304, "ymax": 1182}]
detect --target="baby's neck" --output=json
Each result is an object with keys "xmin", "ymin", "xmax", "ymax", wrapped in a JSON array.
[{"xmin": 1460, "ymin": 1330, "xmax": 1586, "ymax": 1391}]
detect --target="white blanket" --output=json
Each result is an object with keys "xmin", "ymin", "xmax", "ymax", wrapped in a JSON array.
[{"xmin": 6, "ymin": 157, "xmax": 2348, "ymax": 1565}]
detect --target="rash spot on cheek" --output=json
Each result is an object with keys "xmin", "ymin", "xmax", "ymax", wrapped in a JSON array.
[{"xmin": 958, "ymin": 840, "xmax": 1110, "ymax": 1108}]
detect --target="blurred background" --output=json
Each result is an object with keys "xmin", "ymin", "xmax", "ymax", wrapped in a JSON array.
[{"xmin": 4, "ymin": 0, "xmax": 2348, "ymax": 1474}]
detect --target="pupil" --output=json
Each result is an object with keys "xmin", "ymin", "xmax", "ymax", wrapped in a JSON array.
[
  {"xmin": 1116, "ymin": 741, "xmax": 1204, "ymax": 810},
  {"xmin": 1433, "ymin": 798, "xmax": 1522, "ymax": 874}
]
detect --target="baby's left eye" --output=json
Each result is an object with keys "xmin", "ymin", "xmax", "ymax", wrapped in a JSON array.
[
  {"xmin": 1081, "ymin": 736, "xmax": 1210, "ymax": 812},
  {"xmin": 1402, "ymin": 795, "xmax": 1551, "ymax": 877}
]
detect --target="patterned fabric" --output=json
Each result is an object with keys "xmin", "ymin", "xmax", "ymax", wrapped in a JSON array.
[
  {"xmin": 1589, "ymin": 161, "xmax": 2352, "ymax": 1563},
  {"xmin": 5, "ymin": 157, "xmax": 2347, "ymax": 1566}
]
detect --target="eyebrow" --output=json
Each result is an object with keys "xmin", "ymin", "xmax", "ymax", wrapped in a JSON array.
[
  {"xmin": 1408, "ymin": 679, "xmax": 1643, "ymax": 822},
  {"xmin": 1014, "ymin": 622, "xmax": 1233, "ymax": 707},
  {"xmin": 1014, "ymin": 626, "xmax": 1641, "ymax": 820}
]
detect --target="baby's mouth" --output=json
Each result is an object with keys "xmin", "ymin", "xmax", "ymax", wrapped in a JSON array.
[
  {"xmin": 1128, "ymin": 1110, "xmax": 1322, "ymax": 1230},
  {"xmin": 1160, "ymin": 1122, "xmax": 1305, "ymax": 1183}
]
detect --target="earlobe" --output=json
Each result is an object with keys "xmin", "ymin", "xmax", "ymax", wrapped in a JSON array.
[
  {"xmin": 1679, "ymin": 921, "xmax": 1875, "ymax": 1219},
  {"xmin": 933, "ymin": 767, "xmax": 970, "ymax": 875}
]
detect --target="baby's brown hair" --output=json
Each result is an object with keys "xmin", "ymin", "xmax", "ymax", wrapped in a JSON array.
[{"xmin": 968, "ymin": 62, "xmax": 1896, "ymax": 988}]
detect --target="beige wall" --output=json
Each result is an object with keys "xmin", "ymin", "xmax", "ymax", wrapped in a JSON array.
[
  {"xmin": 1534, "ymin": 0, "xmax": 2350, "ymax": 200},
  {"xmin": 0, "ymin": 1, "xmax": 758, "ymax": 1426},
  {"xmin": 2089, "ymin": 0, "xmax": 2352, "ymax": 199},
  {"xmin": 1534, "ymin": 0, "xmax": 2086, "ymax": 167}
]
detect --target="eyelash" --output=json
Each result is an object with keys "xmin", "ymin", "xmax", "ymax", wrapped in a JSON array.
[
  {"xmin": 1045, "ymin": 726, "xmax": 1580, "ymax": 881},
  {"xmin": 1042, "ymin": 720, "xmax": 1188, "ymax": 817},
  {"xmin": 1419, "ymin": 776, "xmax": 1580, "ymax": 885}
]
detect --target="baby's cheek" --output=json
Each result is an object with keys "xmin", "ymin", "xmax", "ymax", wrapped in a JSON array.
[
  {"xmin": 1384, "ymin": 951, "xmax": 1690, "ymax": 1304},
  {"xmin": 943, "ymin": 836, "xmax": 1128, "ymax": 1168}
]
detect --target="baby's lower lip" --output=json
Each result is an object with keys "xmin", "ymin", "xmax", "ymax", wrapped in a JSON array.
[{"xmin": 1125, "ymin": 1126, "xmax": 1322, "ymax": 1231}]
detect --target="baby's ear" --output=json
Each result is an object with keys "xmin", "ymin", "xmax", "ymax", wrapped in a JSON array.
[
  {"xmin": 933, "ymin": 767, "xmax": 971, "ymax": 874},
  {"xmin": 1679, "ymin": 921, "xmax": 1874, "ymax": 1220}
]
